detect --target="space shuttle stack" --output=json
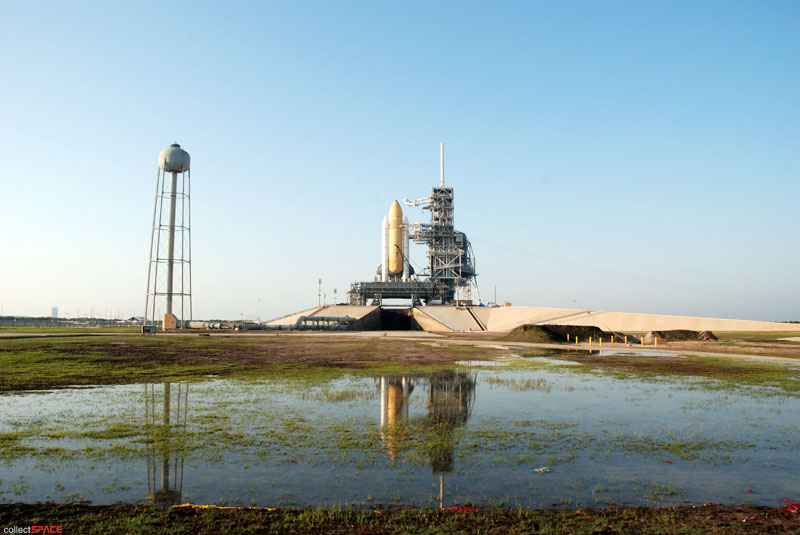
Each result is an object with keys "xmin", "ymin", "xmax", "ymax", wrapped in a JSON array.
[{"xmin": 381, "ymin": 201, "xmax": 410, "ymax": 282}]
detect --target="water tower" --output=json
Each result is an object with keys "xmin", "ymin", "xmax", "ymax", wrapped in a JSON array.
[{"xmin": 144, "ymin": 143, "xmax": 192, "ymax": 330}]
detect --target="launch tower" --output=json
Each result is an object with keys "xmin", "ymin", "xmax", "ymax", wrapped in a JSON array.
[{"xmin": 349, "ymin": 143, "xmax": 478, "ymax": 306}]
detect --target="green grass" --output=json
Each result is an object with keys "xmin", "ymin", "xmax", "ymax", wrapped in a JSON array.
[
  {"xmin": 0, "ymin": 325, "xmax": 139, "ymax": 333},
  {"xmin": 484, "ymin": 375, "xmax": 553, "ymax": 392},
  {"xmin": 549, "ymin": 353, "xmax": 800, "ymax": 396},
  {"xmin": 495, "ymin": 324, "xmax": 614, "ymax": 344},
  {"xmin": 5, "ymin": 406, "xmax": 759, "ymax": 471},
  {"xmin": 0, "ymin": 335, "xmax": 488, "ymax": 391},
  {"xmin": 0, "ymin": 503, "xmax": 797, "ymax": 534}
]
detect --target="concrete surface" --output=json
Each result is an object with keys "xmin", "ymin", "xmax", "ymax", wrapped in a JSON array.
[
  {"xmin": 266, "ymin": 304, "xmax": 800, "ymax": 333},
  {"xmin": 415, "ymin": 306, "xmax": 482, "ymax": 332},
  {"xmin": 265, "ymin": 305, "xmax": 379, "ymax": 327},
  {"xmin": 478, "ymin": 306, "xmax": 800, "ymax": 333}
]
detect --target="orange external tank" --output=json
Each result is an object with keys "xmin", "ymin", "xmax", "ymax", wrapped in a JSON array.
[{"xmin": 388, "ymin": 200, "xmax": 404, "ymax": 275}]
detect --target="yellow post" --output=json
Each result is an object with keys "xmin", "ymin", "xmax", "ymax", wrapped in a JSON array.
[
  {"xmin": 589, "ymin": 336, "xmax": 592, "ymax": 346},
  {"xmin": 599, "ymin": 338, "xmax": 602, "ymax": 347},
  {"xmin": 567, "ymin": 333, "xmax": 570, "ymax": 342},
  {"xmin": 624, "ymin": 335, "xmax": 627, "ymax": 344},
  {"xmin": 654, "ymin": 337, "xmax": 658, "ymax": 347},
  {"xmin": 576, "ymin": 336, "xmax": 579, "ymax": 344},
  {"xmin": 641, "ymin": 336, "xmax": 644, "ymax": 345}
]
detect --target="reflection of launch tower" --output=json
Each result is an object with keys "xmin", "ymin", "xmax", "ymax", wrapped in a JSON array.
[
  {"xmin": 426, "ymin": 370, "xmax": 476, "ymax": 509},
  {"xmin": 144, "ymin": 382, "xmax": 188, "ymax": 506},
  {"xmin": 350, "ymin": 143, "xmax": 478, "ymax": 305},
  {"xmin": 426, "ymin": 370, "xmax": 476, "ymax": 473}
]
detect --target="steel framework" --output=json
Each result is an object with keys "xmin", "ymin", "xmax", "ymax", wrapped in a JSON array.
[
  {"xmin": 144, "ymin": 157, "xmax": 192, "ymax": 327},
  {"xmin": 348, "ymin": 280, "xmax": 449, "ymax": 306},
  {"xmin": 404, "ymin": 186, "xmax": 478, "ymax": 303},
  {"xmin": 350, "ymin": 143, "xmax": 479, "ymax": 306}
]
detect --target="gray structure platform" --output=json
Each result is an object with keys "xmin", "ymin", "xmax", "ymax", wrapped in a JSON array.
[{"xmin": 348, "ymin": 280, "xmax": 450, "ymax": 306}]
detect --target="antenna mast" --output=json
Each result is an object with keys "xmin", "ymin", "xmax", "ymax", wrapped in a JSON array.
[{"xmin": 440, "ymin": 142, "xmax": 444, "ymax": 186}]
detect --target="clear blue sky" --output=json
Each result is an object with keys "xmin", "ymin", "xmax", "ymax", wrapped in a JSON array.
[{"xmin": 1, "ymin": 1, "xmax": 798, "ymax": 321}]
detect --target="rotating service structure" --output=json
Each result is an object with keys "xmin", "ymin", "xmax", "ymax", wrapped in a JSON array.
[{"xmin": 144, "ymin": 143, "xmax": 193, "ymax": 329}]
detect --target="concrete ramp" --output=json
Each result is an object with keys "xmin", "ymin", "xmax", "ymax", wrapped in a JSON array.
[
  {"xmin": 411, "ymin": 308, "xmax": 453, "ymax": 332},
  {"xmin": 314, "ymin": 305, "xmax": 380, "ymax": 320},
  {"xmin": 268, "ymin": 304, "xmax": 800, "ymax": 333},
  {"xmin": 471, "ymin": 307, "xmax": 493, "ymax": 329},
  {"xmin": 266, "ymin": 305, "xmax": 380, "ymax": 330},
  {"xmin": 480, "ymin": 306, "xmax": 800, "ymax": 333},
  {"xmin": 416, "ymin": 306, "xmax": 484, "ymax": 332},
  {"xmin": 265, "ymin": 307, "xmax": 323, "ymax": 327},
  {"xmin": 482, "ymin": 307, "xmax": 598, "ymax": 332}
]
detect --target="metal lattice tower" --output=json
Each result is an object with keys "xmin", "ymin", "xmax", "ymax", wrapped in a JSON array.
[
  {"xmin": 145, "ymin": 143, "xmax": 192, "ymax": 328},
  {"xmin": 403, "ymin": 144, "xmax": 478, "ymax": 304}
]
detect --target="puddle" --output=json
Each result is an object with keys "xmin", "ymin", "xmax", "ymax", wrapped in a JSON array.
[
  {"xmin": 0, "ymin": 369, "xmax": 797, "ymax": 509},
  {"xmin": 522, "ymin": 356, "xmax": 582, "ymax": 366},
  {"xmin": 456, "ymin": 360, "xmax": 509, "ymax": 367},
  {"xmin": 595, "ymin": 350, "xmax": 683, "ymax": 358}
]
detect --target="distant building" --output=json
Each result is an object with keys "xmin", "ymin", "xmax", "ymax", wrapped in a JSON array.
[{"xmin": 51, "ymin": 307, "xmax": 58, "ymax": 318}]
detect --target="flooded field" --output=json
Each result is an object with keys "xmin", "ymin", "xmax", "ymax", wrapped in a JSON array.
[{"xmin": 1, "ymin": 358, "xmax": 798, "ymax": 509}]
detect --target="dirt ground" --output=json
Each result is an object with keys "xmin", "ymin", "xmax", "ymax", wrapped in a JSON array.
[
  {"xmin": 656, "ymin": 338, "xmax": 800, "ymax": 359},
  {"xmin": 437, "ymin": 331, "xmax": 800, "ymax": 362},
  {"xmin": 4, "ymin": 333, "xmax": 475, "ymax": 369},
  {"xmin": 2, "ymin": 330, "xmax": 799, "ymax": 391}
]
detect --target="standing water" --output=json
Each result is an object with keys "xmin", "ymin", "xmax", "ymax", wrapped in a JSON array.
[{"xmin": 0, "ymin": 363, "xmax": 797, "ymax": 508}]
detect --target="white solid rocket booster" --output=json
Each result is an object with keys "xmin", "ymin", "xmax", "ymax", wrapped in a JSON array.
[{"xmin": 381, "ymin": 215, "xmax": 388, "ymax": 282}]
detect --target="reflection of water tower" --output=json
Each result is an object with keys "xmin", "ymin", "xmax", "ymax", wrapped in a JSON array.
[
  {"xmin": 144, "ymin": 382, "xmax": 188, "ymax": 506},
  {"xmin": 145, "ymin": 143, "xmax": 192, "ymax": 330}
]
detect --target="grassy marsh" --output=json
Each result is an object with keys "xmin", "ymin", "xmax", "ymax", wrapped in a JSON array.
[
  {"xmin": 1, "ymin": 334, "xmax": 799, "ymax": 511},
  {"xmin": 0, "ymin": 335, "xmax": 495, "ymax": 391},
  {"xmin": 546, "ymin": 353, "xmax": 800, "ymax": 396}
]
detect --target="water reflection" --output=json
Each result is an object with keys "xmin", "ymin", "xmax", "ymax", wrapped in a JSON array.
[
  {"xmin": 379, "ymin": 371, "xmax": 477, "ymax": 507},
  {"xmin": 426, "ymin": 370, "xmax": 476, "ymax": 473},
  {"xmin": 3, "ymin": 367, "xmax": 794, "ymax": 508},
  {"xmin": 143, "ymin": 382, "xmax": 188, "ymax": 506},
  {"xmin": 379, "ymin": 376, "xmax": 414, "ymax": 460}
]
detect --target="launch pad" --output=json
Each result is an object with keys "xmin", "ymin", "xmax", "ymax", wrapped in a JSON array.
[
  {"xmin": 348, "ymin": 280, "xmax": 450, "ymax": 306},
  {"xmin": 348, "ymin": 144, "xmax": 479, "ymax": 307}
]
